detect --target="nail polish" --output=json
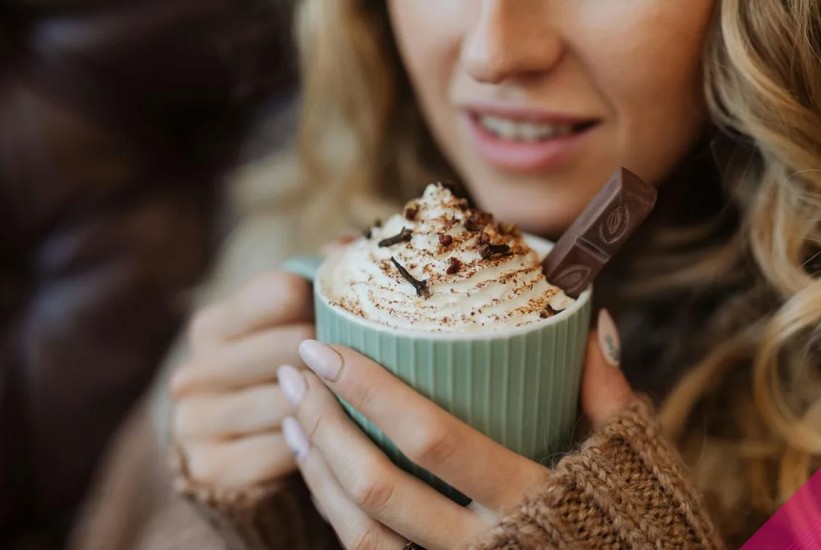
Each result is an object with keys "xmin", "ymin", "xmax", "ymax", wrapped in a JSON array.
[
  {"xmin": 597, "ymin": 309, "xmax": 621, "ymax": 367},
  {"xmin": 277, "ymin": 365, "xmax": 306, "ymax": 407},
  {"xmin": 299, "ymin": 340, "xmax": 343, "ymax": 381},
  {"xmin": 282, "ymin": 416, "xmax": 310, "ymax": 461}
]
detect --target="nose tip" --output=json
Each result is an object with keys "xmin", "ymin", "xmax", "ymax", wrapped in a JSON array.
[
  {"xmin": 461, "ymin": 2, "xmax": 562, "ymax": 84},
  {"xmin": 462, "ymin": 33, "xmax": 513, "ymax": 84}
]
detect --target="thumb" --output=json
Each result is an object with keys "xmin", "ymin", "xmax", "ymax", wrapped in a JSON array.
[{"xmin": 580, "ymin": 309, "xmax": 635, "ymax": 430}]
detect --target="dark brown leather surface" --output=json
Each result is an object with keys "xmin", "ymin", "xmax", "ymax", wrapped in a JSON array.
[{"xmin": 0, "ymin": 1, "xmax": 296, "ymax": 546}]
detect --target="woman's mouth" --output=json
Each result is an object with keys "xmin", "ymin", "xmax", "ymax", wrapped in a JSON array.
[
  {"xmin": 465, "ymin": 108, "xmax": 600, "ymax": 172},
  {"xmin": 475, "ymin": 114, "xmax": 595, "ymax": 141}
]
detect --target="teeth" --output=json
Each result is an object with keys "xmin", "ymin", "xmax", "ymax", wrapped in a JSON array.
[{"xmin": 477, "ymin": 115, "xmax": 576, "ymax": 142}]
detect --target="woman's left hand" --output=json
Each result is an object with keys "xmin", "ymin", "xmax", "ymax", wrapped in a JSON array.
[{"xmin": 276, "ymin": 310, "xmax": 633, "ymax": 549}]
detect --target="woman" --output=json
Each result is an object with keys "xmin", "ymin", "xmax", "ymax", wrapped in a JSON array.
[{"xmin": 72, "ymin": 0, "xmax": 820, "ymax": 548}]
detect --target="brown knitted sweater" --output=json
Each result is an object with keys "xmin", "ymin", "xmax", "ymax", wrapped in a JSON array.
[{"xmin": 175, "ymin": 399, "xmax": 723, "ymax": 549}]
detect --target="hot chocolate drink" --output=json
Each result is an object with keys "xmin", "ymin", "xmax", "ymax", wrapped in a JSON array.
[{"xmin": 320, "ymin": 183, "xmax": 574, "ymax": 332}]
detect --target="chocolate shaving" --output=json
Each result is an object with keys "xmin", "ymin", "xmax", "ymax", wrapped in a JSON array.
[
  {"xmin": 363, "ymin": 227, "xmax": 372, "ymax": 239},
  {"xmin": 390, "ymin": 256, "xmax": 431, "ymax": 298},
  {"xmin": 465, "ymin": 211, "xmax": 493, "ymax": 232},
  {"xmin": 404, "ymin": 205, "xmax": 418, "ymax": 221},
  {"xmin": 478, "ymin": 228, "xmax": 490, "ymax": 245},
  {"xmin": 540, "ymin": 305, "xmax": 559, "ymax": 319},
  {"xmin": 446, "ymin": 257, "xmax": 461, "ymax": 275},
  {"xmin": 439, "ymin": 233, "xmax": 453, "ymax": 246},
  {"xmin": 378, "ymin": 227, "xmax": 413, "ymax": 247},
  {"xmin": 480, "ymin": 243, "xmax": 511, "ymax": 259},
  {"xmin": 497, "ymin": 222, "xmax": 519, "ymax": 236}
]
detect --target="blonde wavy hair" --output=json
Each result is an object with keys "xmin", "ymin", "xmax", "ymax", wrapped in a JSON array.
[{"xmin": 286, "ymin": 0, "xmax": 820, "ymax": 542}]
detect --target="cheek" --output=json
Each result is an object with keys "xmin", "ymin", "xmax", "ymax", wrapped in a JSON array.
[
  {"xmin": 388, "ymin": 1, "xmax": 469, "ymax": 163},
  {"xmin": 579, "ymin": 2, "xmax": 714, "ymax": 182}
]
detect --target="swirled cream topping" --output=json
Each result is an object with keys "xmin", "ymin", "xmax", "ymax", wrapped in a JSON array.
[{"xmin": 320, "ymin": 183, "xmax": 574, "ymax": 332}]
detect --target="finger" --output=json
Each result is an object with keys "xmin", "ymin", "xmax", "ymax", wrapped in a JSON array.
[
  {"xmin": 186, "ymin": 432, "xmax": 295, "ymax": 487},
  {"xmin": 281, "ymin": 367, "xmax": 482, "ymax": 549},
  {"xmin": 171, "ymin": 324, "xmax": 314, "ymax": 397},
  {"xmin": 174, "ymin": 383, "xmax": 292, "ymax": 441},
  {"xmin": 188, "ymin": 272, "xmax": 313, "ymax": 349},
  {"xmin": 298, "ymin": 340, "xmax": 545, "ymax": 512},
  {"xmin": 282, "ymin": 417, "xmax": 406, "ymax": 549},
  {"xmin": 581, "ymin": 309, "xmax": 635, "ymax": 430}
]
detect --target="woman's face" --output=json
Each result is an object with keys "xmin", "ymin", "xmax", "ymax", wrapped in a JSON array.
[{"xmin": 388, "ymin": 0, "xmax": 715, "ymax": 236}]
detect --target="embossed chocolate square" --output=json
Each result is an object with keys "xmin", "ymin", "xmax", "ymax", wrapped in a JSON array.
[{"xmin": 542, "ymin": 168, "xmax": 657, "ymax": 298}]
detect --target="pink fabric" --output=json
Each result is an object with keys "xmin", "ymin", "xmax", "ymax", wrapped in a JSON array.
[{"xmin": 742, "ymin": 468, "xmax": 821, "ymax": 549}]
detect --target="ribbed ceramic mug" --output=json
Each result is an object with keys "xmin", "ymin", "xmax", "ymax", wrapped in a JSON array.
[{"xmin": 283, "ymin": 235, "xmax": 592, "ymax": 503}]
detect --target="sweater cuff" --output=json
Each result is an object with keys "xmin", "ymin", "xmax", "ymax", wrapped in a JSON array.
[
  {"xmin": 170, "ymin": 445, "xmax": 337, "ymax": 550},
  {"xmin": 470, "ymin": 398, "xmax": 723, "ymax": 550}
]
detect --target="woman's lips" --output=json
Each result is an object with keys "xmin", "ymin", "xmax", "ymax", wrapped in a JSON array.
[{"xmin": 464, "ymin": 107, "xmax": 600, "ymax": 173}]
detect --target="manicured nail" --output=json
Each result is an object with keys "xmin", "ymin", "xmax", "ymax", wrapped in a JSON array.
[
  {"xmin": 299, "ymin": 340, "xmax": 343, "ymax": 381},
  {"xmin": 277, "ymin": 365, "xmax": 306, "ymax": 407},
  {"xmin": 282, "ymin": 416, "xmax": 310, "ymax": 461},
  {"xmin": 597, "ymin": 309, "xmax": 621, "ymax": 367}
]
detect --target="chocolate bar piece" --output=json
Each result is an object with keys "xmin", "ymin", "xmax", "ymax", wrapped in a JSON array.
[{"xmin": 542, "ymin": 168, "xmax": 657, "ymax": 298}]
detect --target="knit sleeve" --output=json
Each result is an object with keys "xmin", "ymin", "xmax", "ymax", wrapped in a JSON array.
[
  {"xmin": 171, "ymin": 446, "xmax": 340, "ymax": 550},
  {"xmin": 469, "ymin": 399, "xmax": 724, "ymax": 550}
]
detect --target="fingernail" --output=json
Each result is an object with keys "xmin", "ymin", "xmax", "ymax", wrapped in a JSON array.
[
  {"xmin": 299, "ymin": 340, "xmax": 343, "ymax": 381},
  {"xmin": 277, "ymin": 365, "xmax": 306, "ymax": 407},
  {"xmin": 282, "ymin": 416, "xmax": 310, "ymax": 461},
  {"xmin": 597, "ymin": 309, "xmax": 621, "ymax": 367}
]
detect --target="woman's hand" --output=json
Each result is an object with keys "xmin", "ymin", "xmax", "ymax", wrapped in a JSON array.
[
  {"xmin": 277, "ymin": 310, "xmax": 633, "ymax": 549},
  {"xmin": 170, "ymin": 271, "xmax": 315, "ymax": 488}
]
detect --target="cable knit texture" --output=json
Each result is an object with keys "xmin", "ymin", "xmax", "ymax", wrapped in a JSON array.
[
  {"xmin": 469, "ymin": 398, "xmax": 723, "ymax": 549},
  {"xmin": 172, "ymin": 447, "xmax": 338, "ymax": 550}
]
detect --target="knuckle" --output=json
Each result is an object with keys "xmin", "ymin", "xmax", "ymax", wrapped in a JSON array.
[
  {"xmin": 248, "ymin": 385, "xmax": 284, "ymax": 421},
  {"xmin": 187, "ymin": 305, "xmax": 222, "ymax": 347},
  {"xmin": 290, "ymin": 323, "xmax": 316, "ymax": 343},
  {"xmin": 242, "ymin": 436, "xmax": 294, "ymax": 481},
  {"xmin": 169, "ymin": 357, "xmax": 210, "ymax": 396},
  {"xmin": 245, "ymin": 272, "xmax": 309, "ymax": 312},
  {"xmin": 168, "ymin": 367, "xmax": 190, "ymax": 400},
  {"xmin": 304, "ymin": 408, "xmax": 327, "ymax": 442},
  {"xmin": 349, "ymin": 465, "xmax": 394, "ymax": 513},
  {"xmin": 347, "ymin": 375, "xmax": 378, "ymax": 412},
  {"xmin": 246, "ymin": 270, "xmax": 289, "ymax": 292},
  {"xmin": 172, "ymin": 402, "xmax": 194, "ymax": 438},
  {"xmin": 186, "ymin": 446, "xmax": 221, "ymax": 484},
  {"xmin": 349, "ymin": 525, "xmax": 381, "ymax": 550},
  {"xmin": 405, "ymin": 423, "xmax": 457, "ymax": 468},
  {"xmin": 229, "ymin": 272, "xmax": 312, "ymax": 329}
]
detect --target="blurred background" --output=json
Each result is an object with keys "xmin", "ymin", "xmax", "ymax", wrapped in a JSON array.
[{"xmin": 0, "ymin": 1, "xmax": 299, "ymax": 547}]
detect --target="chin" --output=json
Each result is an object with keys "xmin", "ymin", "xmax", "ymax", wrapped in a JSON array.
[
  {"xmin": 501, "ymin": 206, "xmax": 576, "ymax": 240},
  {"xmin": 466, "ymin": 180, "xmax": 590, "ymax": 240}
]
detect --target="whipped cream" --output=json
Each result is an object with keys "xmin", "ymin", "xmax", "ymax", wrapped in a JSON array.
[{"xmin": 320, "ymin": 184, "xmax": 574, "ymax": 332}]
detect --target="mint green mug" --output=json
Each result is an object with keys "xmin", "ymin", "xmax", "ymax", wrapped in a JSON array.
[{"xmin": 283, "ymin": 235, "xmax": 592, "ymax": 503}]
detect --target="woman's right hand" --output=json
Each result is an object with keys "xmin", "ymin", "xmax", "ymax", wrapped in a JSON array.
[{"xmin": 169, "ymin": 271, "xmax": 315, "ymax": 489}]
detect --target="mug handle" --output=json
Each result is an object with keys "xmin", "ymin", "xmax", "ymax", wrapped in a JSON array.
[{"xmin": 280, "ymin": 255, "xmax": 323, "ymax": 282}]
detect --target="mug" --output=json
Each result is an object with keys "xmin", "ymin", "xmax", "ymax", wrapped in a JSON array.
[{"xmin": 283, "ymin": 235, "xmax": 592, "ymax": 503}]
